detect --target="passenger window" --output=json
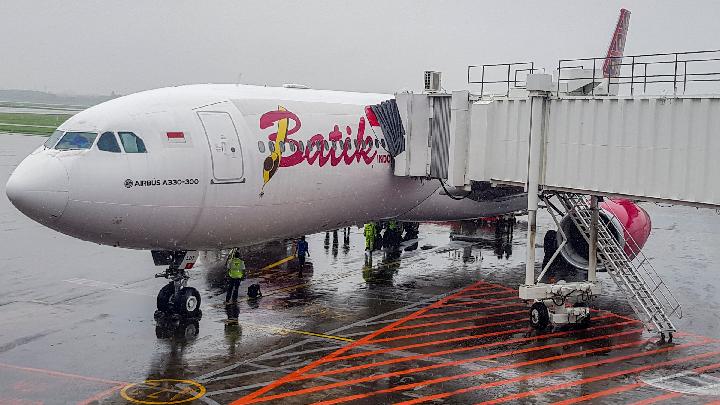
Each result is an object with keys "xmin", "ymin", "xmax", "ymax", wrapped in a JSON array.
[
  {"xmin": 258, "ymin": 140, "xmax": 265, "ymax": 153},
  {"xmin": 375, "ymin": 139, "xmax": 380, "ymax": 148},
  {"xmin": 354, "ymin": 139, "xmax": 361, "ymax": 149},
  {"xmin": 279, "ymin": 141, "xmax": 286, "ymax": 152},
  {"xmin": 298, "ymin": 141, "xmax": 304, "ymax": 153},
  {"xmin": 55, "ymin": 132, "xmax": 98, "ymax": 150},
  {"xmin": 289, "ymin": 142, "xmax": 296, "ymax": 152},
  {"xmin": 345, "ymin": 138, "xmax": 351, "ymax": 150},
  {"xmin": 381, "ymin": 139, "xmax": 386, "ymax": 149},
  {"xmin": 323, "ymin": 140, "xmax": 329, "ymax": 151},
  {"xmin": 118, "ymin": 132, "xmax": 146, "ymax": 153},
  {"xmin": 269, "ymin": 141, "xmax": 275, "ymax": 152},
  {"xmin": 331, "ymin": 140, "xmax": 337, "ymax": 150},
  {"xmin": 97, "ymin": 132, "xmax": 121, "ymax": 153}
]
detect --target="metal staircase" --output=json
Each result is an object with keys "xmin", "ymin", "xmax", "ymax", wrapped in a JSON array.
[{"xmin": 555, "ymin": 192, "xmax": 683, "ymax": 336}]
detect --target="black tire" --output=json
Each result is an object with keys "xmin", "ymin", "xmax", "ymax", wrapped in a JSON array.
[
  {"xmin": 156, "ymin": 282, "xmax": 175, "ymax": 312},
  {"xmin": 176, "ymin": 320, "xmax": 200, "ymax": 340},
  {"xmin": 530, "ymin": 301, "xmax": 550, "ymax": 330},
  {"xmin": 174, "ymin": 287, "xmax": 201, "ymax": 318}
]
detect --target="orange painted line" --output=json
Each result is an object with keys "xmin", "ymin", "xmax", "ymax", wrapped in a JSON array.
[
  {"xmin": 392, "ymin": 310, "xmax": 526, "ymax": 331},
  {"xmin": 0, "ymin": 362, "xmax": 125, "ymax": 386},
  {"xmin": 413, "ymin": 303, "xmax": 527, "ymax": 319},
  {"xmin": 77, "ymin": 384, "xmax": 124, "ymax": 405},
  {"xmin": 365, "ymin": 317, "xmax": 528, "ymax": 344},
  {"xmin": 453, "ymin": 290, "xmax": 516, "ymax": 299},
  {"xmin": 457, "ymin": 285, "xmax": 507, "ymax": 294},
  {"xmin": 296, "ymin": 327, "xmax": 644, "ymax": 382},
  {"xmin": 300, "ymin": 339, "xmax": 647, "ymax": 405},
  {"xmin": 552, "ymin": 382, "xmax": 644, "ymax": 405},
  {"xmin": 230, "ymin": 280, "xmax": 488, "ymax": 405},
  {"xmin": 629, "ymin": 392, "xmax": 683, "ymax": 405},
  {"xmin": 705, "ymin": 401, "xmax": 720, "ymax": 405},
  {"xmin": 321, "ymin": 313, "xmax": 623, "ymax": 364},
  {"xmin": 469, "ymin": 348, "xmax": 720, "ymax": 405},
  {"xmin": 315, "ymin": 339, "xmax": 710, "ymax": 405},
  {"xmin": 441, "ymin": 296, "xmax": 519, "ymax": 308},
  {"xmin": 246, "ymin": 331, "xmax": 658, "ymax": 404},
  {"xmin": 603, "ymin": 312, "xmax": 640, "ymax": 322},
  {"xmin": 464, "ymin": 282, "xmax": 510, "ymax": 291},
  {"xmin": 558, "ymin": 354, "xmax": 720, "ymax": 405}
]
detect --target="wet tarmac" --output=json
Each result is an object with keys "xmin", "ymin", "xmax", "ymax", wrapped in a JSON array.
[{"xmin": 1, "ymin": 133, "xmax": 720, "ymax": 404}]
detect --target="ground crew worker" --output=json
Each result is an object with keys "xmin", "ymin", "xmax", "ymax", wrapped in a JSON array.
[
  {"xmin": 296, "ymin": 236, "xmax": 309, "ymax": 272},
  {"xmin": 364, "ymin": 222, "xmax": 376, "ymax": 251},
  {"xmin": 387, "ymin": 220, "xmax": 399, "ymax": 248},
  {"xmin": 225, "ymin": 250, "xmax": 246, "ymax": 304}
]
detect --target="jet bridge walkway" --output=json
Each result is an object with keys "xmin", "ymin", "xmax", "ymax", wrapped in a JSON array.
[{"xmin": 372, "ymin": 49, "xmax": 720, "ymax": 339}]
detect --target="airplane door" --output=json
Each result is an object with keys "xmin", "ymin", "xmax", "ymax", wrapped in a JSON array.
[{"xmin": 197, "ymin": 111, "xmax": 245, "ymax": 182}]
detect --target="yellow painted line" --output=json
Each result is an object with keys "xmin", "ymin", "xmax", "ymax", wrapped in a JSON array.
[
  {"xmin": 120, "ymin": 379, "xmax": 206, "ymax": 405},
  {"xmin": 260, "ymin": 255, "xmax": 296, "ymax": 271},
  {"xmin": 241, "ymin": 321, "xmax": 354, "ymax": 342}
]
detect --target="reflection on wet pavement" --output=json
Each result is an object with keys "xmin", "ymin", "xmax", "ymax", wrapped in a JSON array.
[{"xmin": 1, "ymin": 134, "xmax": 720, "ymax": 404}]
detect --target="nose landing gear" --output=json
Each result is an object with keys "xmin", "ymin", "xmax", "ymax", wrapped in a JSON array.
[{"xmin": 152, "ymin": 250, "xmax": 202, "ymax": 320}]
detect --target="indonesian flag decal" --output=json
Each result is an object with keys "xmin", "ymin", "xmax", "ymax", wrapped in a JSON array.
[
  {"xmin": 166, "ymin": 131, "xmax": 186, "ymax": 143},
  {"xmin": 364, "ymin": 105, "xmax": 382, "ymax": 137}
]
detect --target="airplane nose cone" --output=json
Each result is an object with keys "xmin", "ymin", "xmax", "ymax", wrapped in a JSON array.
[{"xmin": 6, "ymin": 154, "xmax": 69, "ymax": 224}]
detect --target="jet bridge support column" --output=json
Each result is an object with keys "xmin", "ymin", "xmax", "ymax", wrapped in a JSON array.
[{"xmin": 524, "ymin": 77, "xmax": 551, "ymax": 286}]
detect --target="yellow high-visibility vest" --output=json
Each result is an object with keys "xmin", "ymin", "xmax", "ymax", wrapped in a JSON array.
[{"xmin": 228, "ymin": 258, "xmax": 246, "ymax": 279}]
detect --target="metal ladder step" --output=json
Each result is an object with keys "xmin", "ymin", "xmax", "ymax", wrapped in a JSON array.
[{"xmin": 555, "ymin": 192, "xmax": 681, "ymax": 335}]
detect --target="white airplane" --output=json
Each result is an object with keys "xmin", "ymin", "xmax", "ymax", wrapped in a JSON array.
[{"xmin": 6, "ymin": 9, "xmax": 640, "ymax": 318}]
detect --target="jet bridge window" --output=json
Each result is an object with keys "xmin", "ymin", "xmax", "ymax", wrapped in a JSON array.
[
  {"xmin": 118, "ymin": 132, "xmax": 147, "ymax": 153},
  {"xmin": 54, "ymin": 131, "xmax": 98, "ymax": 150},
  {"xmin": 97, "ymin": 132, "xmax": 121, "ymax": 153}
]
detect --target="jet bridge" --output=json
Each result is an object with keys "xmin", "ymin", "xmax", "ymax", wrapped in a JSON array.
[{"xmin": 374, "ymin": 49, "xmax": 720, "ymax": 340}]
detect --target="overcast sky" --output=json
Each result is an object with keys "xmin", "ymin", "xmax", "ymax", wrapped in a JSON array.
[{"xmin": 2, "ymin": 0, "xmax": 719, "ymax": 95}]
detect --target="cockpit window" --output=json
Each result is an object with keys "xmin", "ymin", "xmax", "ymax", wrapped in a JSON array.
[
  {"xmin": 54, "ymin": 132, "xmax": 98, "ymax": 150},
  {"xmin": 118, "ymin": 132, "xmax": 147, "ymax": 153},
  {"xmin": 97, "ymin": 132, "xmax": 121, "ymax": 153},
  {"xmin": 44, "ymin": 130, "xmax": 64, "ymax": 148}
]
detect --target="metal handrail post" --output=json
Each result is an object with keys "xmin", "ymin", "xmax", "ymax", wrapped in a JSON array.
[
  {"xmin": 673, "ymin": 53, "xmax": 679, "ymax": 95},
  {"xmin": 630, "ymin": 56, "xmax": 636, "ymax": 96}
]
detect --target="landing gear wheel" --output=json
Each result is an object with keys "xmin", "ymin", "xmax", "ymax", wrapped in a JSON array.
[
  {"xmin": 156, "ymin": 282, "xmax": 175, "ymax": 312},
  {"xmin": 530, "ymin": 301, "xmax": 550, "ymax": 330},
  {"xmin": 174, "ymin": 287, "xmax": 201, "ymax": 318}
]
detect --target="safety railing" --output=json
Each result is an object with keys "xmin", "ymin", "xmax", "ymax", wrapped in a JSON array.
[
  {"xmin": 468, "ymin": 62, "xmax": 536, "ymax": 97},
  {"xmin": 557, "ymin": 49, "xmax": 720, "ymax": 96}
]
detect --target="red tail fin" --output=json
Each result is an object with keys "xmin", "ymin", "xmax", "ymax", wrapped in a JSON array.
[{"xmin": 602, "ymin": 8, "xmax": 631, "ymax": 78}]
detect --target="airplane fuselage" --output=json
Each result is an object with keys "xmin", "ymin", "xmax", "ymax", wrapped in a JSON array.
[{"xmin": 6, "ymin": 85, "xmax": 526, "ymax": 250}]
